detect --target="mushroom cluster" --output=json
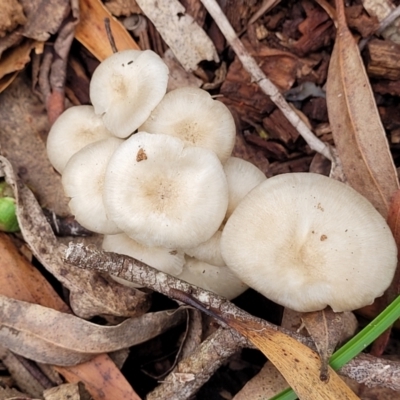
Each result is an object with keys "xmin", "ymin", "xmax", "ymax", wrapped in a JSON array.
[{"xmin": 46, "ymin": 49, "xmax": 264, "ymax": 300}]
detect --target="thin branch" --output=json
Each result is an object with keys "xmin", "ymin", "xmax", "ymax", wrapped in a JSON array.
[
  {"xmin": 199, "ymin": 0, "xmax": 333, "ymax": 161},
  {"xmin": 105, "ymin": 17, "xmax": 118, "ymax": 53},
  {"xmin": 66, "ymin": 244, "xmax": 400, "ymax": 397}
]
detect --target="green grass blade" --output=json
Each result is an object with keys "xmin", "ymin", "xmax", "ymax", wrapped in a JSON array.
[{"xmin": 269, "ymin": 295, "xmax": 400, "ymax": 400}]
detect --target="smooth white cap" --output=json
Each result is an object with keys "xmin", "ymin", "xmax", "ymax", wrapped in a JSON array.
[
  {"xmin": 46, "ymin": 105, "xmax": 112, "ymax": 173},
  {"xmin": 184, "ymin": 230, "xmax": 225, "ymax": 267},
  {"xmin": 224, "ymin": 157, "xmax": 266, "ymax": 218},
  {"xmin": 62, "ymin": 137, "xmax": 123, "ymax": 234},
  {"xmin": 103, "ymin": 132, "xmax": 228, "ymax": 249},
  {"xmin": 221, "ymin": 173, "xmax": 398, "ymax": 312},
  {"xmin": 90, "ymin": 50, "xmax": 169, "ymax": 138},
  {"xmin": 139, "ymin": 87, "xmax": 236, "ymax": 163},
  {"xmin": 177, "ymin": 257, "xmax": 248, "ymax": 300}
]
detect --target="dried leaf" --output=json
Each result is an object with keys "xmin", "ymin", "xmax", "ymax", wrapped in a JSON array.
[
  {"xmin": 0, "ymin": 40, "xmax": 36, "ymax": 82},
  {"xmin": 227, "ymin": 317, "xmax": 359, "ymax": 399},
  {"xmin": 0, "ymin": 233, "xmax": 140, "ymax": 400},
  {"xmin": 20, "ymin": 0, "xmax": 70, "ymax": 41},
  {"xmin": 387, "ymin": 189, "xmax": 400, "ymax": 245},
  {"xmin": 136, "ymin": 0, "xmax": 219, "ymax": 71},
  {"xmin": 0, "ymin": 295, "xmax": 185, "ymax": 366},
  {"xmin": 326, "ymin": 0, "xmax": 399, "ymax": 217},
  {"xmin": 43, "ymin": 382, "xmax": 89, "ymax": 400},
  {"xmin": 233, "ymin": 362, "xmax": 288, "ymax": 399},
  {"xmin": 0, "ymin": 73, "xmax": 69, "ymax": 216},
  {"xmin": 302, "ymin": 309, "xmax": 357, "ymax": 380},
  {"xmin": 75, "ymin": 0, "xmax": 139, "ymax": 61},
  {"xmin": 0, "ymin": 156, "xmax": 151, "ymax": 319}
]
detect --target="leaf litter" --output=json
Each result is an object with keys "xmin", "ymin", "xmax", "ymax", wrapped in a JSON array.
[{"xmin": 1, "ymin": 0, "xmax": 400, "ymax": 399}]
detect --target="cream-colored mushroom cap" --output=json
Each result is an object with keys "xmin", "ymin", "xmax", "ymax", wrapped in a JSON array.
[
  {"xmin": 224, "ymin": 157, "xmax": 266, "ymax": 218},
  {"xmin": 103, "ymin": 132, "xmax": 228, "ymax": 249},
  {"xmin": 139, "ymin": 87, "xmax": 236, "ymax": 163},
  {"xmin": 102, "ymin": 233, "xmax": 184, "ymax": 276},
  {"xmin": 90, "ymin": 50, "xmax": 169, "ymax": 138},
  {"xmin": 221, "ymin": 173, "xmax": 398, "ymax": 313},
  {"xmin": 46, "ymin": 105, "xmax": 112, "ymax": 173},
  {"xmin": 184, "ymin": 230, "xmax": 225, "ymax": 267},
  {"xmin": 177, "ymin": 257, "xmax": 248, "ymax": 300},
  {"xmin": 62, "ymin": 137, "xmax": 123, "ymax": 234}
]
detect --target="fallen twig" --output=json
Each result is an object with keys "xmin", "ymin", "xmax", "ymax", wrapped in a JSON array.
[
  {"xmin": 199, "ymin": 0, "xmax": 333, "ymax": 162},
  {"xmin": 65, "ymin": 244, "xmax": 400, "ymax": 397}
]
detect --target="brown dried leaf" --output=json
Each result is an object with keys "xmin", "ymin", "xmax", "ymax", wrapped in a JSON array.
[
  {"xmin": 302, "ymin": 309, "xmax": 357, "ymax": 380},
  {"xmin": 227, "ymin": 317, "xmax": 359, "ymax": 400},
  {"xmin": 75, "ymin": 0, "xmax": 140, "ymax": 61},
  {"xmin": 0, "ymin": 295, "xmax": 185, "ymax": 366},
  {"xmin": 136, "ymin": 0, "xmax": 219, "ymax": 71},
  {"xmin": 0, "ymin": 73, "xmax": 69, "ymax": 216},
  {"xmin": 0, "ymin": 156, "xmax": 151, "ymax": 319},
  {"xmin": 326, "ymin": 0, "xmax": 399, "ymax": 217},
  {"xmin": 21, "ymin": 0, "xmax": 70, "ymax": 41},
  {"xmin": 0, "ymin": 40, "xmax": 36, "ymax": 82},
  {"xmin": 43, "ymin": 382, "xmax": 90, "ymax": 400},
  {"xmin": 233, "ymin": 362, "xmax": 287, "ymax": 400}
]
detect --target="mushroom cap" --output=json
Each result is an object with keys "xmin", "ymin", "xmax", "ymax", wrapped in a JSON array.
[
  {"xmin": 90, "ymin": 50, "xmax": 169, "ymax": 138},
  {"xmin": 221, "ymin": 173, "xmax": 398, "ymax": 312},
  {"xmin": 103, "ymin": 132, "xmax": 229, "ymax": 249},
  {"xmin": 224, "ymin": 157, "xmax": 266, "ymax": 219},
  {"xmin": 46, "ymin": 105, "xmax": 112, "ymax": 173},
  {"xmin": 177, "ymin": 257, "xmax": 248, "ymax": 299},
  {"xmin": 184, "ymin": 230, "xmax": 225, "ymax": 267},
  {"xmin": 62, "ymin": 137, "xmax": 123, "ymax": 234},
  {"xmin": 102, "ymin": 233, "xmax": 184, "ymax": 276},
  {"xmin": 139, "ymin": 87, "xmax": 236, "ymax": 163}
]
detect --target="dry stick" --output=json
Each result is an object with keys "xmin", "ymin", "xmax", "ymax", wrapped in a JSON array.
[
  {"xmin": 65, "ymin": 243, "xmax": 311, "ymax": 347},
  {"xmin": 148, "ymin": 328, "xmax": 246, "ymax": 400},
  {"xmin": 199, "ymin": 0, "xmax": 333, "ymax": 162},
  {"xmin": 65, "ymin": 244, "xmax": 400, "ymax": 396},
  {"xmin": 105, "ymin": 17, "xmax": 118, "ymax": 53}
]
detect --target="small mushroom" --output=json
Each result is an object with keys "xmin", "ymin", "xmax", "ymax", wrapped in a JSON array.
[
  {"xmin": 184, "ymin": 230, "xmax": 225, "ymax": 267},
  {"xmin": 46, "ymin": 105, "xmax": 112, "ymax": 174},
  {"xmin": 103, "ymin": 132, "xmax": 228, "ymax": 249},
  {"xmin": 90, "ymin": 50, "xmax": 169, "ymax": 138},
  {"xmin": 184, "ymin": 157, "xmax": 266, "ymax": 265},
  {"xmin": 62, "ymin": 137, "xmax": 123, "ymax": 234},
  {"xmin": 224, "ymin": 157, "xmax": 266, "ymax": 219},
  {"xmin": 221, "ymin": 173, "xmax": 398, "ymax": 312},
  {"xmin": 139, "ymin": 87, "xmax": 236, "ymax": 163},
  {"xmin": 177, "ymin": 257, "xmax": 248, "ymax": 300}
]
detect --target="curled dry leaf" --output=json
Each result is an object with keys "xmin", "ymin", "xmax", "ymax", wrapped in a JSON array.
[
  {"xmin": 75, "ymin": 0, "xmax": 139, "ymax": 61},
  {"xmin": 0, "ymin": 295, "xmax": 185, "ymax": 366},
  {"xmin": 0, "ymin": 156, "xmax": 150, "ymax": 319},
  {"xmin": 326, "ymin": 0, "xmax": 399, "ymax": 217},
  {"xmin": 223, "ymin": 316, "xmax": 359, "ymax": 400},
  {"xmin": 302, "ymin": 309, "xmax": 358, "ymax": 381},
  {"xmin": 136, "ymin": 0, "xmax": 219, "ymax": 71}
]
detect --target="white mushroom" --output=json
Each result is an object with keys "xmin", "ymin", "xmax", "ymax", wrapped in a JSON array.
[
  {"xmin": 46, "ymin": 105, "xmax": 112, "ymax": 174},
  {"xmin": 62, "ymin": 137, "xmax": 123, "ymax": 234},
  {"xmin": 90, "ymin": 50, "xmax": 169, "ymax": 138},
  {"xmin": 103, "ymin": 132, "xmax": 228, "ymax": 249},
  {"xmin": 184, "ymin": 230, "xmax": 225, "ymax": 267},
  {"xmin": 139, "ymin": 87, "xmax": 236, "ymax": 163},
  {"xmin": 184, "ymin": 157, "xmax": 266, "ymax": 265},
  {"xmin": 177, "ymin": 257, "xmax": 248, "ymax": 300},
  {"xmin": 223, "ymin": 157, "xmax": 266, "ymax": 219},
  {"xmin": 221, "ymin": 173, "xmax": 397, "ymax": 312},
  {"xmin": 102, "ymin": 233, "xmax": 184, "ymax": 276}
]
